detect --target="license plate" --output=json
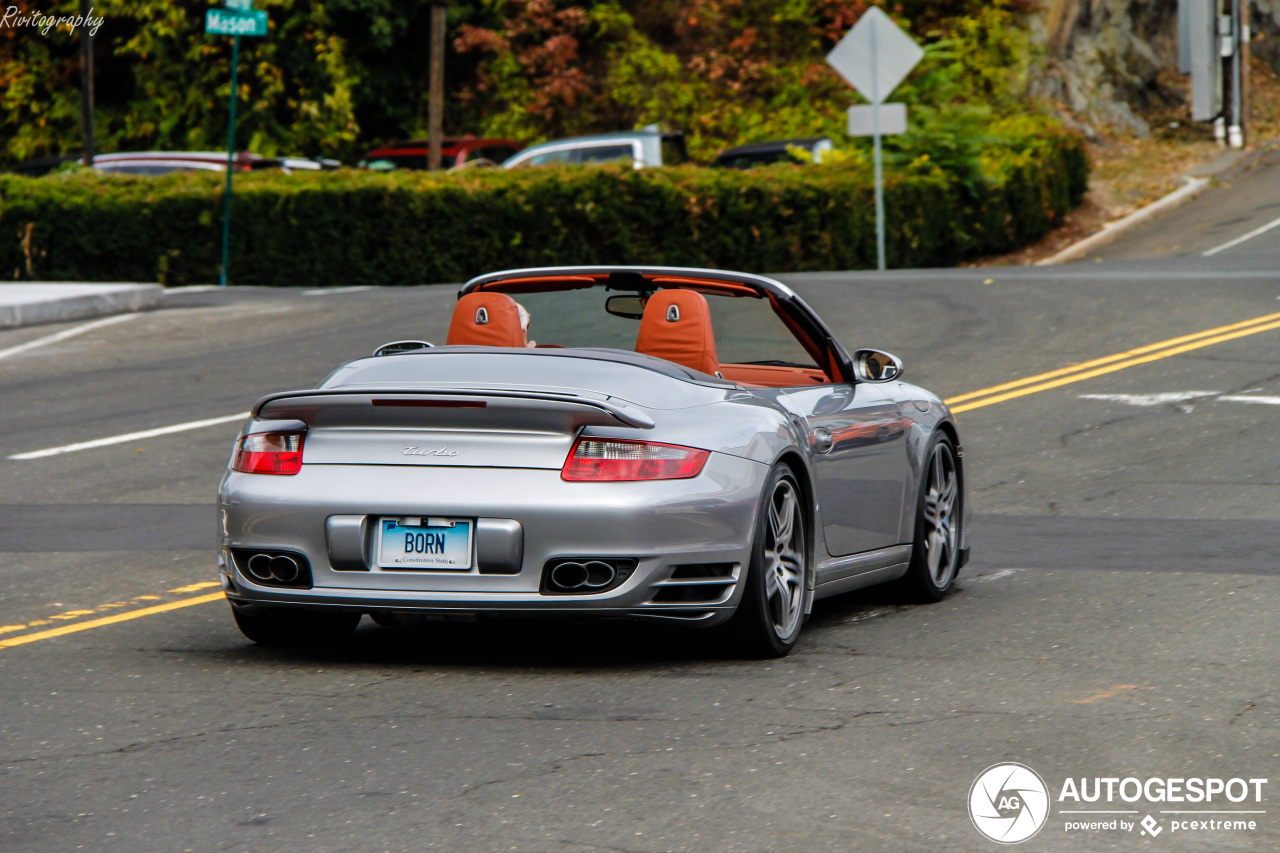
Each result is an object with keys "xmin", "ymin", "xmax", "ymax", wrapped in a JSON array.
[{"xmin": 376, "ymin": 517, "xmax": 473, "ymax": 570}]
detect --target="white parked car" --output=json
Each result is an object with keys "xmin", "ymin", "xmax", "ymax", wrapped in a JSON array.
[{"xmin": 503, "ymin": 128, "xmax": 688, "ymax": 170}]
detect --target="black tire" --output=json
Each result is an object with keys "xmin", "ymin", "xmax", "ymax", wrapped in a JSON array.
[
  {"xmin": 722, "ymin": 463, "xmax": 808, "ymax": 658},
  {"xmin": 230, "ymin": 604, "xmax": 360, "ymax": 648},
  {"xmin": 898, "ymin": 433, "xmax": 962, "ymax": 602}
]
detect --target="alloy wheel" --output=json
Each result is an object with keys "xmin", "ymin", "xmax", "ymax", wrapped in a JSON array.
[
  {"xmin": 763, "ymin": 478, "xmax": 805, "ymax": 639},
  {"xmin": 921, "ymin": 442, "xmax": 959, "ymax": 589}
]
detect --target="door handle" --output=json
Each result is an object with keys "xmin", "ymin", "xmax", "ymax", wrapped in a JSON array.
[{"xmin": 812, "ymin": 427, "xmax": 834, "ymax": 454}]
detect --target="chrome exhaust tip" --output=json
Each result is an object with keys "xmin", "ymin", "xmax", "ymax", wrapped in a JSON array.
[
  {"xmin": 581, "ymin": 560, "xmax": 616, "ymax": 588},
  {"xmin": 269, "ymin": 555, "xmax": 300, "ymax": 583},
  {"xmin": 246, "ymin": 553, "xmax": 275, "ymax": 581},
  {"xmin": 232, "ymin": 549, "xmax": 311, "ymax": 588},
  {"xmin": 542, "ymin": 557, "xmax": 635, "ymax": 595},
  {"xmin": 550, "ymin": 561, "xmax": 588, "ymax": 590}
]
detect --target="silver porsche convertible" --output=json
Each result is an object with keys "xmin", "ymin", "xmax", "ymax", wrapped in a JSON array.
[{"xmin": 217, "ymin": 266, "xmax": 968, "ymax": 657}]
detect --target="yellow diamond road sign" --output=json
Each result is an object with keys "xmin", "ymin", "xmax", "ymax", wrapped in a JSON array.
[{"xmin": 825, "ymin": 7, "xmax": 923, "ymax": 104}]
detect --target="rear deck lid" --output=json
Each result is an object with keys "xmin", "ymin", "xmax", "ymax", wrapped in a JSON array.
[{"xmin": 255, "ymin": 388, "xmax": 651, "ymax": 469}]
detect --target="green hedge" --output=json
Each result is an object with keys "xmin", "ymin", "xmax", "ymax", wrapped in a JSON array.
[{"xmin": 0, "ymin": 129, "xmax": 1086, "ymax": 286}]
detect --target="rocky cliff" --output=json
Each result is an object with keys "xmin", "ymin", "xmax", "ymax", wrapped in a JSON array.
[{"xmin": 1035, "ymin": 0, "xmax": 1279, "ymax": 137}]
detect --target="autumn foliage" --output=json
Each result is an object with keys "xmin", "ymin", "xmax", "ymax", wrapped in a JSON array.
[{"xmin": 1, "ymin": 0, "xmax": 1045, "ymax": 164}]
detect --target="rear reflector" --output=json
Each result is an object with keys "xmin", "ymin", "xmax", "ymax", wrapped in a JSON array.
[
  {"xmin": 561, "ymin": 438, "xmax": 708, "ymax": 482},
  {"xmin": 233, "ymin": 432, "xmax": 304, "ymax": 475}
]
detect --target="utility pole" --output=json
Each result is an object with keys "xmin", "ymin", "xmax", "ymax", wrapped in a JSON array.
[
  {"xmin": 78, "ymin": 0, "xmax": 95, "ymax": 166},
  {"xmin": 1216, "ymin": 0, "xmax": 1245, "ymax": 148},
  {"xmin": 1237, "ymin": 0, "xmax": 1250, "ymax": 147},
  {"xmin": 1228, "ymin": 0, "xmax": 1249, "ymax": 147},
  {"xmin": 1181, "ymin": 0, "xmax": 1245, "ymax": 146},
  {"xmin": 427, "ymin": 1, "xmax": 447, "ymax": 171}
]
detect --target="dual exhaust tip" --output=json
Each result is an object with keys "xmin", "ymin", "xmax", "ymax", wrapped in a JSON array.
[
  {"xmin": 246, "ymin": 553, "xmax": 302, "ymax": 584},
  {"xmin": 548, "ymin": 560, "xmax": 616, "ymax": 592}
]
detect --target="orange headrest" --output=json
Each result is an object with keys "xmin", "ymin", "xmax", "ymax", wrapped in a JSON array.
[
  {"xmin": 634, "ymin": 290, "xmax": 719, "ymax": 376},
  {"xmin": 446, "ymin": 292, "xmax": 526, "ymax": 347}
]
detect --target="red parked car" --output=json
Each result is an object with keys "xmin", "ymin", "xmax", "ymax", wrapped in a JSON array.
[{"xmin": 357, "ymin": 137, "xmax": 522, "ymax": 171}]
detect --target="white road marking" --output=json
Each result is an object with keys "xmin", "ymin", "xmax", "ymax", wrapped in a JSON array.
[
  {"xmin": 0, "ymin": 314, "xmax": 137, "ymax": 362},
  {"xmin": 1203, "ymin": 214, "xmax": 1280, "ymax": 256},
  {"xmin": 8, "ymin": 412, "xmax": 250, "ymax": 460},
  {"xmin": 1078, "ymin": 392, "xmax": 1218, "ymax": 407},
  {"xmin": 1218, "ymin": 395, "xmax": 1280, "ymax": 405},
  {"xmin": 1080, "ymin": 391, "xmax": 1280, "ymax": 410},
  {"xmin": 303, "ymin": 286, "xmax": 373, "ymax": 296},
  {"xmin": 162, "ymin": 285, "xmax": 223, "ymax": 294}
]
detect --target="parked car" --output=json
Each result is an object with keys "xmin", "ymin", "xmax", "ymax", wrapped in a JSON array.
[
  {"xmin": 218, "ymin": 265, "xmax": 968, "ymax": 658},
  {"xmin": 279, "ymin": 156, "xmax": 342, "ymax": 172},
  {"xmin": 10, "ymin": 151, "xmax": 341, "ymax": 177},
  {"xmin": 502, "ymin": 128, "xmax": 688, "ymax": 170},
  {"xmin": 358, "ymin": 138, "xmax": 521, "ymax": 171},
  {"xmin": 711, "ymin": 137, "xmax": 835, "ymax": 169},
  {"xmin": 90, "ymin": 151, "xmax": 281, "ymax": 175}
]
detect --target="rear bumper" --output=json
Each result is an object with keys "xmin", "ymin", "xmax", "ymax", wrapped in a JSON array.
[{"xmin": 218, "ymin": 453, "xmax": 767, "ymax": 623}]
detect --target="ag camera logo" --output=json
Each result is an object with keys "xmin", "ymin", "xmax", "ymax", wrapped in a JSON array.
[{"xmin": 969, "ymin": 763, "xmax": 1050, "ymax": 844}]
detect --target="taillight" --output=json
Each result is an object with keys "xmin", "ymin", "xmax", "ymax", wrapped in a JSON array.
[
  {"xmin": 233, "ymin": 432, "xmax": 304, "ymax": 475},
  {"xmin": 561, "ymin": 438, "xmax": 708, "ymax": 482}
]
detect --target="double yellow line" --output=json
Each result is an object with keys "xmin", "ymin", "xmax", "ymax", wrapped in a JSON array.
[
  {"xmin": 945, "ymin": 310, "xmax": 1280, "ymax": 414},
  {"xmin": 0, "ymin": 591, "xmax": 225, "ymax": 649}
]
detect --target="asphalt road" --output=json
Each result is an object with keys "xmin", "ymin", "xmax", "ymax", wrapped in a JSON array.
[{"xmin": 2, "ymin": 172, "xmax": 1280, "ymax": 851}]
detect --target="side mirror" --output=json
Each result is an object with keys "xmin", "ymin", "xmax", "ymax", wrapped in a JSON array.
[
  {"xmin": 604, "ymin": 294, "xmax": 647, "ymax": 319},
  {"xmin": 852, "ymin": 349, "xmax": 903, "ymax": 383},
  {"xmin": 373, "ymin": 340, "xmax": 434, "ymax": 357}
]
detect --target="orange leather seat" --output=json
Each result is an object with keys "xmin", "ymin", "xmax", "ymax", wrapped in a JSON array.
[
  {"xmin": 446, "ymin": 292, "xmax": 526, "ymax": 347},
  {"xmin": 634, "ymin": 290, "xmax": 719, "ymax": 376}
]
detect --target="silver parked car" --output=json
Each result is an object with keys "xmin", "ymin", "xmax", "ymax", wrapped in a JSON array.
[
  {"xmin": 217, "ymin": 266, "xmax": 968, "ymax": 657},
  {"xmin": 502, "ymin": 127, "xmax": 688, "ymax": 170}
]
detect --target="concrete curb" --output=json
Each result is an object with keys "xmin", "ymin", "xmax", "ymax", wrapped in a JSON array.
[
  {"xmin": 0, "ymin": 283, "xmax": 164, "ymax": 329},
  {"xmin": 1037, "ymin": 176, "xmax": 1212, "ymax": 266}
]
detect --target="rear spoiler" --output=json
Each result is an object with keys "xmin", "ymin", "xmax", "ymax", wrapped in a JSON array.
[{"xmin": 252, "ymin": 388, "xmax": 655, "ymax": 430}]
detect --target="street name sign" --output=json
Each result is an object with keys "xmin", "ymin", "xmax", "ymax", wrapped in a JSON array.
[
  {"xmin": 224, "ymin": 0, "xmax": 253, "ymax": 9},
  {"xmin": 206, "ymin": 8, "xmax": 267, "ymax": 37}
]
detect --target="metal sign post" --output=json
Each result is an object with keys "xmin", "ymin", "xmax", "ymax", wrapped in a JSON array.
[
  {"xmin": 826, "ymin": 8, "xmax": 922, "ymax": 271},
  {"xmin": 206, "ymin": 1, "xmax": 268, "ymax": 286},
  {"xmin": 220, "ymin": 33, "xmax": 240, "ymax": 288},
  {"xmin": 871, "ymin": 17, "xmax": 884, "ymax": 273}
]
